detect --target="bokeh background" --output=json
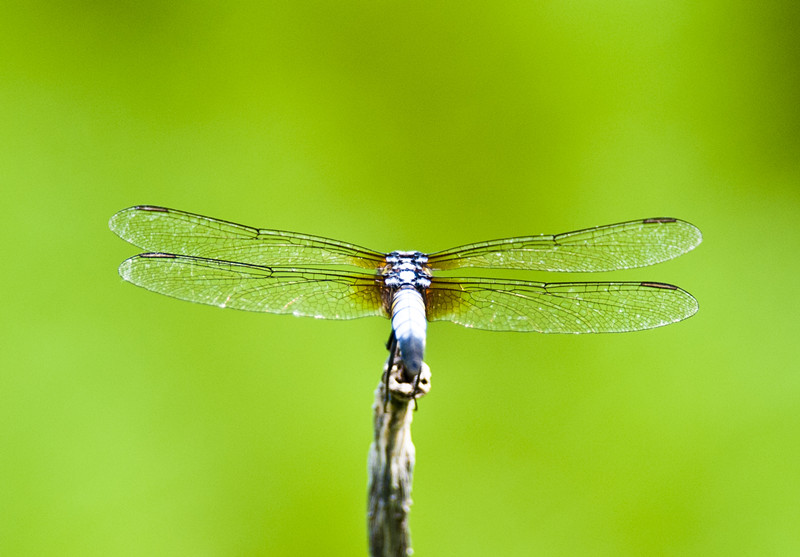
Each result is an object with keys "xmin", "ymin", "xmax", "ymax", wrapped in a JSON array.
[{"xmin": 2, "ymin": 2, "xmax": 799, "ymax": 555}]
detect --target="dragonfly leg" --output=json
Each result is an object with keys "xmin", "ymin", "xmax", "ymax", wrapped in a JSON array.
[{"xmin": 384, "ymin": 332, "xmax": 398, "ymax": 408}]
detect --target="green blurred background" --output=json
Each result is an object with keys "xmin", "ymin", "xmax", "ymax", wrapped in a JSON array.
[{"xmin": 2, "ymin": 2, "xmax": 798, "ymax": 555}]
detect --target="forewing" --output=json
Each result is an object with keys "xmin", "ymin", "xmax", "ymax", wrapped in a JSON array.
[
  {"xmin": 109, "ymin": 206, "xmax": 386, "ymax": 269},
  {"xmin": 428, "ymin": 218, "xmax": 702, "ymax": 272},
  {"xmin": 119, "ymin": 254, "xmax": 387, "ymax": 319},
  {"xmin": 426, "ymin": 277, "xmax": 698, "ymax": 333}
]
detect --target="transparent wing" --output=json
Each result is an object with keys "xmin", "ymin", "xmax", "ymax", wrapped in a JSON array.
[
  {"xmin": 109, "ymin": 206, "xmax": 386, "ymax": 269},
  {"xmin": 427, "ymin": 218, "xmax": 702, "ymax": 272},
  {"xmin": 426, "ymin": 277, "xmax": 698, "ymax": 333},
  {"xmin": 119, "ymin": 253, "xmax": 388, "ymax": 319}
]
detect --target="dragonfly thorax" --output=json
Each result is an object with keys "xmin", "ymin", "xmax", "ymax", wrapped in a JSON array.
[{"xmin": 383, "ymin": 251, "xmax": 432, "ymax": 291}]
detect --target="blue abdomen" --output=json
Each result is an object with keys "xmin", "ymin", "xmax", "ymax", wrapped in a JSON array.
[{"xmin": 391, "ymin": 287, "xmax": 427, "ymax": 375}]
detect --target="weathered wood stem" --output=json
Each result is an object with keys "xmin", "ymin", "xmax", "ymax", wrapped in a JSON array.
[{"xmin": 367, "ymin": 353, "xmax": 431, "ymax": 557}]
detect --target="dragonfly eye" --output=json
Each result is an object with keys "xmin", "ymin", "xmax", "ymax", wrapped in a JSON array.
[
  {"xmin": 385, "ymin": 252, "xmax": 401, "ymax": 265},
  {"xmin": 387, "ymin": 250, "xmax": 427, "ymax": 262}
]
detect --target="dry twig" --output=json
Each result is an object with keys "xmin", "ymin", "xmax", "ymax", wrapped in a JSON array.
[{"xmin": 367, "ymin": 353, "xmax": 431, "ymax": 557}]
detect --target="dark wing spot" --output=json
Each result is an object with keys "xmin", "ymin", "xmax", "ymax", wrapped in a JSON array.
[
  {"xmin": 140, "ymin": 252, "xmax": 177, "ymax": 259},
  {"xmin": 642, "ymin": 217, "xmax": 677, "ymax": 224},
  {"xmin": 640, "ymin": 281, "xmax": 678, "ymax": 290},
  {"xmin": 134, "ymin": 205, "xmax": 169, "ymax": 212}
]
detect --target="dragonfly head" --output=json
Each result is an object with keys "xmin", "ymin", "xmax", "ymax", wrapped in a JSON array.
[
  {"xmin": 385, "ymin": 251, "xmax": 428, "ymax": 266},
  {"xmin": 382, "ymin": 251, "xmax": 432, "ymax": 290}
]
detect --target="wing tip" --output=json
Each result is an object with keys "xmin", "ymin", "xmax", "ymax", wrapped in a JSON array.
[
  {"xmin": 108, "ymin": 207, "xmax": 128, "ymax": 234},
  {"xmin": 110, "ymin": 205, "xmax": 172, "ymax": 249},
  {"xmin": 117, "ymin": 256, "xmax": 134, "ymax": 281},
  {"xmin": 118, "ymin": 253, "xmax": 176, "ymax": 282},
  {"xmin": 644, "ymin": 217, "xmax": 703, "ymax": 251}
]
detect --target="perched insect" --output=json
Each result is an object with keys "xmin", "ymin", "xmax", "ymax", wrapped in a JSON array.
[{"xmin": 110, "ymin": 206, "xmax": 701, "ymax": 379}]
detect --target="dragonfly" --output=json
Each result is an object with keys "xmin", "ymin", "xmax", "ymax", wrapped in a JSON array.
[{"xmin": 110, "ymin": 206, "xmax": 701, "ymax": 380}]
